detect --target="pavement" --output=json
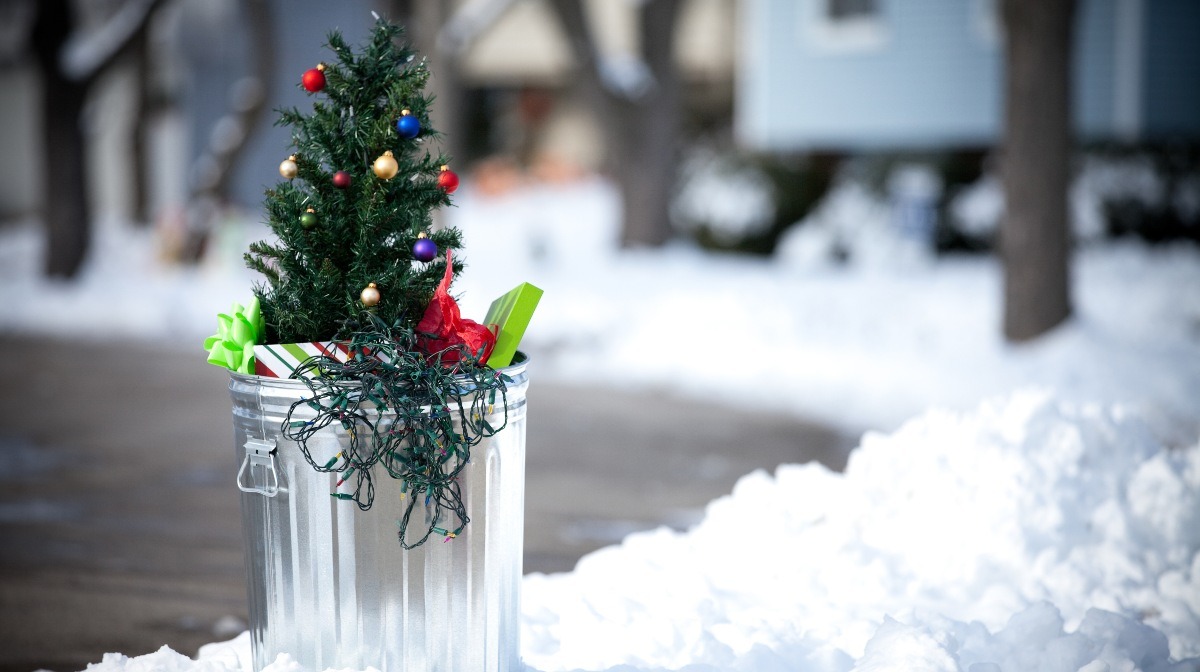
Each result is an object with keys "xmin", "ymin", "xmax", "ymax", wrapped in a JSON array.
[{"xmin": 0, "ymin": 336, "xmax": 855, "ymax": 672}]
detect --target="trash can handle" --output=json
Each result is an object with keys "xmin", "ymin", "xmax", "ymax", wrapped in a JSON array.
[{"xmin": 237, "ymin": 438, "xmax": 281, "ymax": 497}]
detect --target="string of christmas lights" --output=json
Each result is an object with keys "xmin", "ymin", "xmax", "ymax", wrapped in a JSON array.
[{"xmin": 281, "ymin": 314, "xmax": 510, "ymax": 549}]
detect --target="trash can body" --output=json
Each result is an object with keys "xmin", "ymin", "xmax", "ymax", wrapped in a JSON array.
[{"xmin": 228, "ymin": 356, "xmax": 528, "ymax": 672}]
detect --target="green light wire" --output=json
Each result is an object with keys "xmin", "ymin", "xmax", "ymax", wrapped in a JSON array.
[{"xmin": 281, "ymin": 313, "xmax": 510, "ymax": 549}]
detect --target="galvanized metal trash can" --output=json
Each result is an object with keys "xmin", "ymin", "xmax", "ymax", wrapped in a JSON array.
[{"xmin": 228, "ymin": 355, "xmax": 529, "ymax": 672}]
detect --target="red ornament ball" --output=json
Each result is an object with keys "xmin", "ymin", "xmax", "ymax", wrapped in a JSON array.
[
  {"xmin": 332, "ymin": 170, "xmax": 351, "ymax": 189},
  {"xmin": 437, "ymin": 166, "xmax": 459, "ymax": 194},
  {"xmin": 301, "ymin": 65, "xmax": 326, "ymax": 93},
  {"xmin": 413, "ymin": 236, "xmax": 438, "ymax": 262}
]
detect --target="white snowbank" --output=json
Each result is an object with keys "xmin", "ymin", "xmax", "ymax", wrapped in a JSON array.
[
  {"xmin": 520, "ymin": 391, "xmax": 1199, "ymax": 670},
  {"xmin": 83, "ymin": 392, "xmax": 1200, "ymax": 672}
]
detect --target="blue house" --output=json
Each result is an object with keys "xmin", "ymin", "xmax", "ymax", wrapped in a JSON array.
[{"xmin": 735, "ymin": 0, "xmax": 1200, "ymax": 152}]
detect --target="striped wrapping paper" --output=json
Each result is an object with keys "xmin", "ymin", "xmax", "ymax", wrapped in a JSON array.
[{"xmin": 253, "ymin": 341, "xmax": 353, "ymax": 379}]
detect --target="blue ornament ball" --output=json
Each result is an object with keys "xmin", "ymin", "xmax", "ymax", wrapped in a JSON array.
[
  {"xmin": 396, "ymin": 113, "xmax": 421, "ymax": 139},
  {"xmin": 413, "ymin": 236, "xmax": 438, "ymax": 262}
]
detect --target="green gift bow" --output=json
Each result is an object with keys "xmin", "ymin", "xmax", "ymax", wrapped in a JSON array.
[{"xmin": 204, "ymin": 297, "xmax": 266, "ymax": 374}]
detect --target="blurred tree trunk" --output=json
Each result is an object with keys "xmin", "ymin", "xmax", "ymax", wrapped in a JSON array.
[
  {"xmin": 550, "ymin": 0, "xmax": 684, "ymax": 248},
  {"xmin": 1000, "ymin": 0, "xmax": 1075, "ymax": 341},
  {"xmin": 32, "ymin": 0, "xmax": 91, "ymax": 278},
  {"xmin": 131, "ymin": 28, "xmax": 152, "ymax": 225},
  {"xmin": 29, "ymin": 0, "xmax": 165, "ymax": 278}
]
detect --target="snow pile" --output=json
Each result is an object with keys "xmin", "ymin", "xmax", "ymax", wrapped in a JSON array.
[
  {"xmin": 85, "ymin": 638, "xmax": 248, "ymax": 672},
  {"xmin": 948, "ymin": 173, "xmax": 1003, "ymax": 239},
  {"xmin": 82, "ymin": 391, "xmax": 1200, "ymax": 672},
  {"xmin": 0, "ymin": 214, "xmax": 250, "ymax": 341},
  {"xmin": 85, "ymin": 633, "xmax": 377, "ymax": 672},
  {"xmin": 773, "ymin": 179, "xmax": 892, "ymax": 268},
  {"xmin": 849, "ymin": 606, "xmax": 1194, "ymax": 672},
  {"xmin": 671, "ymin": 147, "xmax": 776, "ymax": 243},
  {"xmin": 520, "ymin": 391, "xmax": 1200, "ymax": 671},
  {"xmin": 787, "ymin": 151, "xmax": 1190, "ymax": 263}
]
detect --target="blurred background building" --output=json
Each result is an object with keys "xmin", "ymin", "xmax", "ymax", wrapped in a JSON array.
[
  {"xmin": 0, "ymin": 0, "xmax": 1197, "ymax": 271},
  {"xmin": 740, "ymin": 0, "xmax": 1200, "ymax": 150},
  {"xmin": 0, "ymin": 0, "xmax": 735, "ymax": 227}
]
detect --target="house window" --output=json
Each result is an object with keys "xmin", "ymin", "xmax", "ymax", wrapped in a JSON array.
[
  {"xmin": 828, "ymin": 0, "xmax": 879, "ymax": 21},
  {"xmin": 803, "ymin": 0, "xmax": 889, "ymax": 54}
]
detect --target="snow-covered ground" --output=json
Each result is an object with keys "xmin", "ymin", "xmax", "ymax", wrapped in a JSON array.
[{"xmin": 2, "ymin": 177, "xmax": 1199, "ymax": 671}]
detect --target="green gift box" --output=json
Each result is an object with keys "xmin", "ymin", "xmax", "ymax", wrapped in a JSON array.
[{"xmin": 484, "ymin": 282, "xmax": 543, "ymax": 368}]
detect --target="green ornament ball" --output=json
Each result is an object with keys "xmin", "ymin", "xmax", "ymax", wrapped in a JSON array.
[{"xmin": 300, "ymin": 209, "xmax": 318, "ymax": 230}]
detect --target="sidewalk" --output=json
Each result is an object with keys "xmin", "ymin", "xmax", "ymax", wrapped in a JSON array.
[{"xmin": 0, "ymin": 336, "xmax": 853, "ymax": 672}]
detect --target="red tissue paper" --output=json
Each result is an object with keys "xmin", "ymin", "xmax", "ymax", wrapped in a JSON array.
[{"xmin": 416, "ymin": 249, "xmax": 496, "ymax": 365}]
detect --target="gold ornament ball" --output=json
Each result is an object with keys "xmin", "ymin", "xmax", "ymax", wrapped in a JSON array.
[
  {"xmin": 360, "ymin": 282, "xmax": 381, "ymax": 307},
  {"xmin": 279, "ymin": 155, "xmax": 298, "ymax": 179},
  {"xmin": 372, "ymin": 151, "xmax": 399, "ymax": 180}
]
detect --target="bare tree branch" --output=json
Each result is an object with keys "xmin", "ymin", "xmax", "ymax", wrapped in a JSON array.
[
  {"xmin": 546, "ymin": 0, "xmax": 607, "ymax": 98},
  {"xmin": 181, "ymin": 0, "xmax": 274, "ymax": 262},
  {"xmin": 547, "ymin": 0, "xmax": 685, "ymax": 247},
  {"xmin": 438, "ymin": 0, "xmax": 517, "ymax": 57},
  {"xmin": 640, "ymin": 0, "xmax": 683, "ymax": 83},
  {"xmin": 0, "ymin": 0, "xmax": 36, "ymax": 64},
  {"xmin": 60, "ymin": 0, "xmax": 167, "ymax": 84}
]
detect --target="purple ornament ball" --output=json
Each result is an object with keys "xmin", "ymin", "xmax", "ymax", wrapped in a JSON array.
[{"xmin": 413, "ymin": 236, "xmax": 438, "ymax": 262}]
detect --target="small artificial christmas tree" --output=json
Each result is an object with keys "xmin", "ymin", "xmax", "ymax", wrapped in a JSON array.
[
  {"xmin": 206, "ymin": 18, "xmax": 540, "ymax": 549},
  {"xmin": 248, "ymin": 20, "xmax": 463, "ymax": 343}
]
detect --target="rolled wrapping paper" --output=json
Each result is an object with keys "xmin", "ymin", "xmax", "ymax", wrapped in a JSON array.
[{"xmin": 204, "ymin": 297, "xmax": 266, "ymax": 374}]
